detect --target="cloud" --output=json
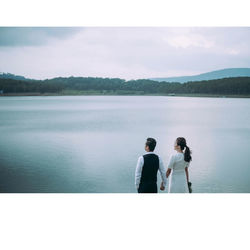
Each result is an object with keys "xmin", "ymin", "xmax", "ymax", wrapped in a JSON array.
[
  {"xmin": 0, "ymin": 27, "xmax": 250, "ymax": 79},
  {"xmin": 166, "ymin": 34, "xmax": 214, "ymax": 49},
  {"xmin": 0, "ymin": 27, "xmax": 82, "ymax": 47},
  {"xmin": 226, "ymin": 49, "xmax": 240, "ymax": 55}
]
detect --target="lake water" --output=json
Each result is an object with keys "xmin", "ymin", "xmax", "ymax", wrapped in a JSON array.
[{"xmin": 0, "ymin": 96, "xmax": 250, "ymax": 193}]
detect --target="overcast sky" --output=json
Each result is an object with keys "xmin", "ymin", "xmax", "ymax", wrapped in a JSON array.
[{"xmin": 0, "ymin": 27, "xmax": 250, "ymax": 80}]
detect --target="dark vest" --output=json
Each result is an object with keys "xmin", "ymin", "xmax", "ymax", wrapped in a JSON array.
[{"xmin": 140, "ymin": 153, "xmax": 159, "ymax": 183}]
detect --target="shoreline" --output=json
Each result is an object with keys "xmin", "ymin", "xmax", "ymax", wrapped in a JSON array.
[{"xmin": 1, "ymin": 92, "xmax": 250, "ymax": 98}]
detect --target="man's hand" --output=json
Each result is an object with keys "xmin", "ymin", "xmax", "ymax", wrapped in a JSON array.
[{"xmin": 160, "ymin": 182, "xmax": 165, "ymax": 191}]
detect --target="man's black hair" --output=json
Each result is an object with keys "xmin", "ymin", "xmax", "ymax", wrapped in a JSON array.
[{"xmin": 146, "ymin": 137, "xmax": 157, "ymax": 151}]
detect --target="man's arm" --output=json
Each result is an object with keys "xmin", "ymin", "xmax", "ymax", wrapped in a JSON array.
[
  {"xmin": 135, "ymin": 156, "xmax": 143, "ymax": 190},
  {"xmin": 158, "ymin": 156, "xmax": 167, "ymax": 189}
]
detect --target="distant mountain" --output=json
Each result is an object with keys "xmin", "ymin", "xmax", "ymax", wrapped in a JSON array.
[
  {"xmin": 2, "ymin": 68, "xmax": 250, "ymax": 84},
  {"xmin": 149, "ymin": 68, "xmax": 250, "ymax": 83},
  {"xmin": 0, "ymin": 72, "xmax": 33, "ymax": 81}
]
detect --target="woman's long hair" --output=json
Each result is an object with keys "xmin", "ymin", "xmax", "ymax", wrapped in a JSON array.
[{"xmin": 176, "ymin": 137, "xmax": 192, "ymax": 162}]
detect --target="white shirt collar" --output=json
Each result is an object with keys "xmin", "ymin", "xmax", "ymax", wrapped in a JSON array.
[{"xmin": 145, "ymin": 151, "xmax": 155, "ymax": 154}]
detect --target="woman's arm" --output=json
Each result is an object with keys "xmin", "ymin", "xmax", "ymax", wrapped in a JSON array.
[
  {"xmin": 166, "ymin": 155, "xmax": 174, "ymax": 178},
  {"xmin": 166, "ymin": 168, "xmax": 172, "ymax": 178},
  {"xmin": 185, "ymin": 167, "xmax": 189, "ymax": 184}
]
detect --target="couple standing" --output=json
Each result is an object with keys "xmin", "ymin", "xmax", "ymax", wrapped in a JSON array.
[{"xmin": 135, "ymin": 137, "xmax": 192, "ymax": 193}]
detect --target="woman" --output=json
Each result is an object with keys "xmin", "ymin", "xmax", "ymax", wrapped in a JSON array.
[{"xmin": 163, "ymin": 137, "xmax": 192, "ymax": 193}]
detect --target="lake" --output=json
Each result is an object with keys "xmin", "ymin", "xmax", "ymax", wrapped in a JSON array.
[{"xmin": 0, "ymin": 95, "xmax": 250, "ymax": 193}]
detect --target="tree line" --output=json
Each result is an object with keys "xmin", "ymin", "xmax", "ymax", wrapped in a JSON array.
[{"xmin": 0, "ymin": 76, "xmax": 250, "ymax": 95}]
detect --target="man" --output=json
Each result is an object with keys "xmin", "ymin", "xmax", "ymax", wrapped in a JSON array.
[{"xmin": 135, "ymin": 138, "xmax": 167, "ymax": 193}]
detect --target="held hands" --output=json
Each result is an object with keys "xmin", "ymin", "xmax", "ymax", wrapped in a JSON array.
[{"xmin": 160, "ymin": 182, "xmax": 165, "ymax": 191}]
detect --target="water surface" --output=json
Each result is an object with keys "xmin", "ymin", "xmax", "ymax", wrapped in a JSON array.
[{"xmin": 0, "ymin": 96, "xmax": 249, "ymax": 192}]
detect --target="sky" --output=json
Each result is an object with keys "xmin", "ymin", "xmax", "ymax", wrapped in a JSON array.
[{"xmin": 0, "ymin": 27, "xmax": 250, "ymax": 80}]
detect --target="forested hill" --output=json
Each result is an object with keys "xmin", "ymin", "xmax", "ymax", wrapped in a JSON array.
[
  {"xmin": 0, "ymin": 76, "xmax": 250, "ymax": 96},
  {"xmin": 0, "ymin": 72, "xmax": 33, "ymax": 81},
  {"xmin": 150, "ymin": 68, "xmax": 250, "ymax": 83}
]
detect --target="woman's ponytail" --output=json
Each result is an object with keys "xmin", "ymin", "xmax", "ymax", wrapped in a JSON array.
[
  {"xmin": 176, "ymin": 137, "xmax": 192, "ymax": 162},
  {"xmin": 184, "ymin": 145, "xmax": 192, "ymax": 162}
]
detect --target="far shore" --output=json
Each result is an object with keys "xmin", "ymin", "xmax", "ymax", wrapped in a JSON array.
[{"xmin": 1, "ymin": 92, "xmax": 250, "ymax": 98}]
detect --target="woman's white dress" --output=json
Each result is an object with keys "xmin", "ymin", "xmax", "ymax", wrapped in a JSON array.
[{"xmin": 167, "ymin": 152, "xmax": 190, "ymax": 193}]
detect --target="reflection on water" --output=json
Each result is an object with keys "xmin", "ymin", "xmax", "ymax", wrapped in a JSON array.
[{"xmin": 0, "ymin": 96, "xmax": 250, "ymax": 193}]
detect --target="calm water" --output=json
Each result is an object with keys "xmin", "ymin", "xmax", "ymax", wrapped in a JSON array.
[{"xmin": 0, "ymin": 96, "xmax": 250, "ymax": 193}]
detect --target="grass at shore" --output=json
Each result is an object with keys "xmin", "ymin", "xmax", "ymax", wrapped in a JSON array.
[{"xmin": 1, "ymin": 91, "xmax": 250, "ymax": 98}]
